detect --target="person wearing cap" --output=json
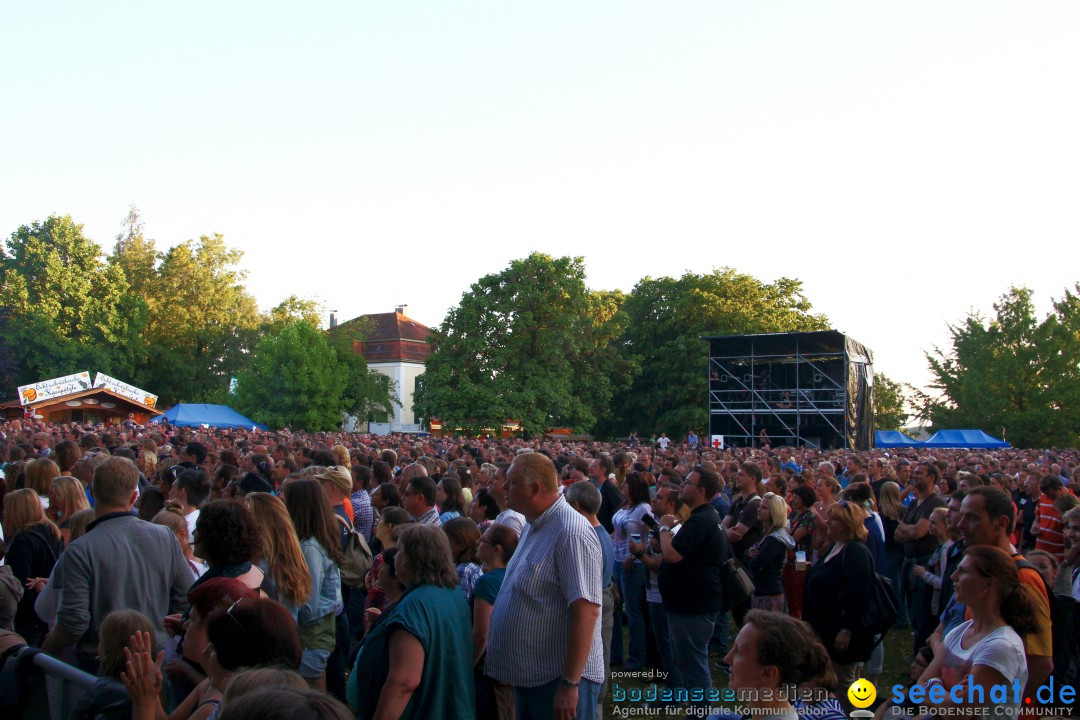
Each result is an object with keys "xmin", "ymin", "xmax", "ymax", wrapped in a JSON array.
[
  {"xmin": 314, "ymin": 466, "xmax": 354, "ymax": 550},
  {"xmin": 229, "ymin": 473, "xmax": 274, "ymax": 500}
]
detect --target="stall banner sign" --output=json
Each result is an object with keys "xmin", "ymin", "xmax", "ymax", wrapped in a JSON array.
[
  {"xmin": 18, "ymin": 372, "xmax": 93, "ymax": 406},
  {"xmin": 92, "ymin": 373, "xmax": 159, "ymax": 409}
]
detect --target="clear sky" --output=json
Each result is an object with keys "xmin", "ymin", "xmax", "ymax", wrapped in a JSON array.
[{"xmin": 3, "ymin": 2, "xmax": 1078, "ymax": 394}]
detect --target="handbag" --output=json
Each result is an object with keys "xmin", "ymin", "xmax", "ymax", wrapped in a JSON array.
[
  {"xmin": 720, "ymin": 555, "xmax": 755, "ymax": 614},
  {"xmin": 716, "ymin": 522, "xmax": 754, "ymax": 613},
  {"xmin": 843, "ymin": 542, "xmax": 898, "ymax": 644}
]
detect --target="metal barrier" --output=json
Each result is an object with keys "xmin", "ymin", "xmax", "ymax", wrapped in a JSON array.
[{"xmin": 12, "ymin": 647, "xmax": 98, "ymax": 720}]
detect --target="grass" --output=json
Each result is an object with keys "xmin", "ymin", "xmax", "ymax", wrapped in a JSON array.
[{"xmin": 602, "ymin": 618, "xmax": 914, "ymax": 717}]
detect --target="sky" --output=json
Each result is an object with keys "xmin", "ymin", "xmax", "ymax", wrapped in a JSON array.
[{"xmin": 3, "ymin": 2, "xmax": 1079, "ymax": 396}]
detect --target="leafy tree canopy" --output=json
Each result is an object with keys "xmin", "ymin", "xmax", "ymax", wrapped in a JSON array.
[
  {"xmin": 915, "ymin": 285, "xmax": 1080, "ymax": 448},
  {"xmin": 234, "ymin": 320, "xmax": 347, "ymax": 431},
  {"xmin": 873, "ymin": 372, "xmax": 909, "ymax": 431},
  {"xmin": 3, "ymin": 210, "xmax": 395, "ymax": 424},
  {"xmin": 414, "ymin": 253, "xmax": 632, "ymax": 436}
]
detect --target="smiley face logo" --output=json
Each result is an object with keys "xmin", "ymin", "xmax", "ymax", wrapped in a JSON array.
[{"xmin": 847, "ymin": 678, "xmax": 876, "ymax": 709}]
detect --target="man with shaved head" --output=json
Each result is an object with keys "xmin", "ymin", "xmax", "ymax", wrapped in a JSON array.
[{"xmin": 486, "ymin": 453, "xmax": 605, "ymax": 720}]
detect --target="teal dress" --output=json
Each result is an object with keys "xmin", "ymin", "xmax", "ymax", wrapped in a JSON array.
[{"xmin": 350, "ymin": 583, "xmax": 475, "ymax": 720}]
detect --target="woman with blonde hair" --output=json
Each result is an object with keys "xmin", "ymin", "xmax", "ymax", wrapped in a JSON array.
[
  {"xmin": 245, "ymin": 492, "xmax": 312, "ymax": 611},
  {"xmin": 748, "ymin": 492, "xmax": 795, "ymax": 612},
  {"xmin": 25, "ymin": 458, "xmax": 60, "ymax": 509},
  {"xmin": 812, "ymin": 475, "xmax": 841, "ymax": 524},
  {"xmin": 139, "ymin": 450, "xmax": 159, "ymax": 478},
  {"xmin": 47, "ymin": 476, "xmax": 91, "ymax": 545},
  {"xmin": 332, "ymin": 445, "xmax": 351, "ymax": 469},
  {"xmin": 3, "ymin": 488, "xmax": 63, "ymax": 645},
  {"xmin": 153, "ymin": 502, "xmax": 208, "ymax": 580},
  {"xmin": 802, "ymin": 500, "xmax": 875, "ymax": 700},
  {"xmin": 74, "ymin": 609, "xmax": 157, "ymax": 720}
]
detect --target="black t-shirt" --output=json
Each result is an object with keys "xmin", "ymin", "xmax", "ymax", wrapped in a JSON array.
[
  {"xmin": 1014, "ymin": 491, "xmax": 1039, "ymax": 549},
  {"xmin": 726, "ymin": 493, "xmax": 763, "ymax": 564},
  {"xmin": 597, "ymin": 480, "xmax": 623, "ymax": 534},
  {"xmin": 901, "ymin": 494, "xmax": 947, "ymax": 558},
  {"xmin": 658, "ymin": 504, "xmax": 728, "ymax": 615}
]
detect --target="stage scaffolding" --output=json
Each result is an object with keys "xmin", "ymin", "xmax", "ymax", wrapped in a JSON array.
[{"xmin": 703, "ymin": 331, "xmax": 874, "ymax": 450}]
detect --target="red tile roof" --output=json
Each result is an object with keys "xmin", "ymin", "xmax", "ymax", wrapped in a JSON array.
[
  {"xmin": 362, "ymin": 312, "xmax": 433, "ymax": 343},
  {"xmin": 339, "ymin": 311, "xmax": 434, "ymax": 363}
]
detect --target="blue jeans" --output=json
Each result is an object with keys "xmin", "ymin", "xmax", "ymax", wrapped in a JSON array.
[
  {"xmin": 620, "ymin": 561, "xmax": 647, "ymax": 670},
  {"xmin": 647, "ymin": 602, "xmax": 684, "ymax": 690},
  {"xmin": 516, "ymin": 677, "xmax": 601, "ymax": 720},
  {"xmin": 709, "ymin": 610, "xmax": 731, "ymax": 659},
  {"xmin": 666, "ymin": 610, "xmax": 716, "ymax": 703}
]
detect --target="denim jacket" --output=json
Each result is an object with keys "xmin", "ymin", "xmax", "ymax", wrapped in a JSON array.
[{"xmin": 297, "ymin": 537, "xmax": 343, "ymax": 626}]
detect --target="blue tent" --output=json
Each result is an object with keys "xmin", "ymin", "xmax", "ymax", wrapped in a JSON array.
[
  {"xmin": 921, "ymin": 429, "xmax": 1009, "ymax": 449},
  {"xmin": 874, "ymin": 430, "xmax": 923, "ymax": 448},
  {"xmin": 151, "ymin": 403, "xmax": 268, "ymax": 430}
]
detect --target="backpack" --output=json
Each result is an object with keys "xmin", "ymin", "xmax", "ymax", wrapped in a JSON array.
[
  {"xmin": 1048, "ymin": 590, "xmax": 1080, "ymax": 688},
  {"xmin": 334, "ymin": 514, "xmax": 373, "ymax": 587},
  {"xmin": 843, "ymin": 542, "xmax": 899, "ymax": 644},
  {"xmin": 1015, "ymin": 555, "xmax": 1080, "ymax": 688}
]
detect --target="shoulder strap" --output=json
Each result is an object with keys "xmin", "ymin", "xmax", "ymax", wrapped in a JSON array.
[
  {"xmin": 1012, "ymin": 554, "xmax": 1048, "ymax": 595},
  {"xmin": 334, "ymin": 513, "xmax": 356, "ymax": 533}
]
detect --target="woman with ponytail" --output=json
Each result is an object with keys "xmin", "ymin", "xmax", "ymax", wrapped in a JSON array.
[{"xmin": 916, "ymin": 545, "xmax": 1037, "ymax": 714}]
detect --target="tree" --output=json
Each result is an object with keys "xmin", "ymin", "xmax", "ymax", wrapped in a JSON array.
[
  {"xmin": 873, "ymin": 372, "xmax": 909, "ymax": 430},
  {"xmin": 414, "ymin": 253, "xmax": 631, "ymax": 436},
  {"xmin": 110, "ymin": 206, "xmax": 160, "ymax": 298},
  {"xmin": 234, "ymin": 320, "xmax": 347, "ymax": 431},
  {"xmin": 144, "ymin": 234, "xmax": 262, "ymax": 403},
  {"xmin": 268, "ymin": 295, "xmax": 325, "ymax": 331},
  {"xmin": 604, "ymin": 270, "xmax": 829, "ymax": 437},
  {"xmin": 915, "ymin": 285, "xmax": 1080, "ymax": 447},
  {"xmin": 1, "ymin": 215, "xmax": 136, "ymax": 384}
]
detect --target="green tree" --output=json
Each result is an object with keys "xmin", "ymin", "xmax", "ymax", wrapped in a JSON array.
[
  {"xmin": 604, "ymin": 270, "xmax": 829, "ymax": 437},
  {"xmin": 873, "ymin": 372, "xmax": 909, "ymax": 430},
  {"xmin": 915, "ymin": 285, "xmax": 1080, "ymax": 447},
  {"xmin": 145, "ymin": 234, "xmax": 262, "ymax": 403},
  {"xmin": 234, "ymin": 320, "xmax": 347, "ymax": 430},
  {"xmin": 268, "ymin": 295, "xmax": 325, "ymax": 331},
  {"xmin": 414, "ymin": 253, "xmax": 631, "ymax": 436},
  {"xmin": 1, "ymin": 215, "xmax": 136, "ymax": 384}
]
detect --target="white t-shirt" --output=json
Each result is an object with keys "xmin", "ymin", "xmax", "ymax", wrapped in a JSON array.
[
  {"xmin": 940, "ymin": 620, "xmax": 1027, "ymax": 710},
  {"xmin": 495, "ymin": 508, "xmax": 526, "ymax": 536},
  {"xmin": 185, "ymin": 508, "xmax": 200, "ymax": 546}
]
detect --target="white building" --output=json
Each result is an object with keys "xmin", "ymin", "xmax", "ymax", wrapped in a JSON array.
[{"xmin": 348, "ymin": 307, "xmax": 432, "ymax": 434}]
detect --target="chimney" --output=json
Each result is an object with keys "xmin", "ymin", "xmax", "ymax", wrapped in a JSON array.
[{"xmin": 394, "ymin": 304, "xmax": 408, "ymax": 315}]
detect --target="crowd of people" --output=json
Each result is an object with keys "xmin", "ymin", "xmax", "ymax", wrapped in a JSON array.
[{"xmin": 0, "ymin": 418, "xmax": 1078, "ymax": 720}]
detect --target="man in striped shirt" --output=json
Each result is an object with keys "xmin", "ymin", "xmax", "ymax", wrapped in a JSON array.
[
  {"xmin": 1034, "ymin": 476, "xmax": 1066, "ymax": 563},
  {"xmin": 486, "ymin": 452, "xmax": 604, "ymax": 720}
]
